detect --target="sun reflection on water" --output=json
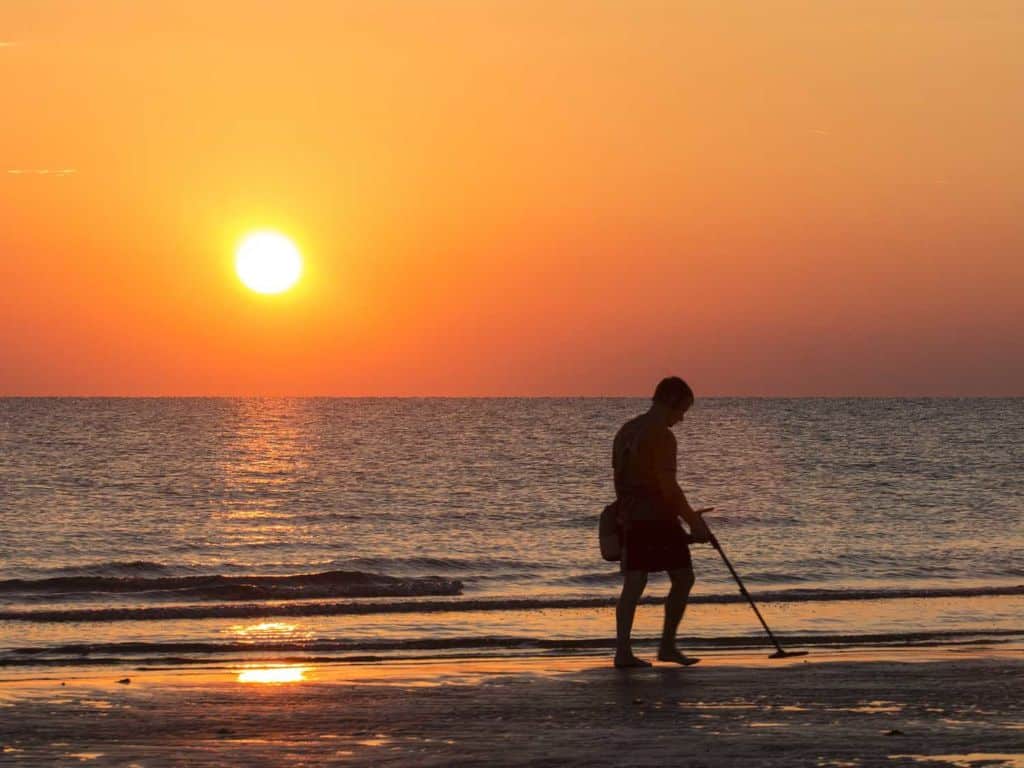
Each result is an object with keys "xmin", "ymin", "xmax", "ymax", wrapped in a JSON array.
[{"xmin": 226, "ymin": 621, "xmax": 315, "ymax": 643}]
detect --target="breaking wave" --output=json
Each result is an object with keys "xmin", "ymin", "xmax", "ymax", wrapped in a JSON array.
[{"xmin": 1, "ymin": 584, "xmax": 1019, "ymax": 623}]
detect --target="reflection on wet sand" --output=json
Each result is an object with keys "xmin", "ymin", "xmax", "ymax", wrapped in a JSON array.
[
  {"xmin": 1, "ymin": 655, "xmax": 1021, "ymax": 766},
  {"xmin": 889, "ymin": 755, "xmax": 1024, "ymax": 768},
  {"xmin": 236, "ymin": 666, "xmax": 311, "ymax": 684}
]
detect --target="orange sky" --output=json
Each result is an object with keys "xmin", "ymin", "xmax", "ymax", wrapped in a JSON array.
[{"xmin": 2, "ymin": 1, "xmax": 1022, "ymax": 396}]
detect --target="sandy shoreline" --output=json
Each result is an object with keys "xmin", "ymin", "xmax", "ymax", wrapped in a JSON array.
[{"xmin": 1, "ymin": 648, "xmax": 1022, "ymax": 767}]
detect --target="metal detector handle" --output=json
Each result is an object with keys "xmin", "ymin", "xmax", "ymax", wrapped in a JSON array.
[
  {"xmin": 703, "ymin": 519, "xmax": 720, "ymax": 550},
  {"xmin": 702, "ymin": 515, "xmax": 807, "ymax": 658},
  {"xmin": 705, "ymin": 517, "xmax": 788, "ymax": 655},
  {"xmin": 692, "ymin": 507, "xmax": 715, "ymax": 545}
]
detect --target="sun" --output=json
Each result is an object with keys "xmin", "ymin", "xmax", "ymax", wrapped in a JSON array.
[{"xmin": 235, "ymin": 231, "xmax": 303, "ymax": 294}]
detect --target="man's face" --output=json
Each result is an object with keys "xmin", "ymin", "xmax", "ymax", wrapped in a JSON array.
[{"xmin": 668, "ymin": 397, "xmax": 693, "ymax": 427}]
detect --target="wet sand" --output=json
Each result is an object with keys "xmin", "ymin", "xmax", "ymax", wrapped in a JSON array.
[{"xmin": 1, "ymin": 648, "xmax": 1022, "ymax": 767}]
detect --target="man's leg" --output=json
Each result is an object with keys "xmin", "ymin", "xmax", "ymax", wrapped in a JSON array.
[
  {"xmin": 658, "ymin": 566, "xmax": 698, "ymax": 664},
  {"xmin": 615, "ymin": 570, "xmax": 649, "ymax": 667}
]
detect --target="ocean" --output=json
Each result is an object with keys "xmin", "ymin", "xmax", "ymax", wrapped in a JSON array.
[{"xmin": 1, "ymin": 398, "xmax": 1021, "ymax": 669}]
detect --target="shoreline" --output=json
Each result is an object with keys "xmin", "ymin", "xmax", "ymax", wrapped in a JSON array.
[
  {"xmin": 6, "ymin": 592, "xmax": 1022, "ymax": 670},
  {"xmin": 3, "ymin": 631, "xmax": 1023, "ymax": 677},
  {"xmin": 2, "ymin": 646, "xmax": 1021, "ymax": 766}
]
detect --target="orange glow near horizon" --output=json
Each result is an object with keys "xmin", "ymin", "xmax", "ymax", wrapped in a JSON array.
[{"xmin": 1, "ymin": 1, "xmax": 1022, "ymax": 396}]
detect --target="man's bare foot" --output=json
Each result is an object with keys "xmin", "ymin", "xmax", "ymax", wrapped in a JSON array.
[
  {"xmin": 657, "ymin": 648, "xmax": 701, "ymax": 666},
  {"xmin": 614, "ymin": 654, "xmax": 653, "ymax": 669}
]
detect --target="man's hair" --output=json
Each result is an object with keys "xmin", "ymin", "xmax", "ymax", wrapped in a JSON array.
[{"xmin": 653, "ymin": 376, "xmax": 694, "ymax": 408}]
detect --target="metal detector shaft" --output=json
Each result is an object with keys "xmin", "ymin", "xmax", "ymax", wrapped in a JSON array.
[{"xmin": 704, "ymin": 523, "xmax": 805, "ymax": 658}]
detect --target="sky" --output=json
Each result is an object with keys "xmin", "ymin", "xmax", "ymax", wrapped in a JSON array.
[{"xmin": 1, "ymin": 1, "xmax": 1022, "ymax": 396}]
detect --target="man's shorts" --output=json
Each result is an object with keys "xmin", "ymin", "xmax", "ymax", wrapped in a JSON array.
[{"xmin": 621, "ymin": 519, "xmax": 692, "ymax": 573}]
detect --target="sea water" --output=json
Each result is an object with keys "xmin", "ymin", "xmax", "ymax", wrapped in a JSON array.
[{"xmin": 1, "ymin": 398, "xmax": 1021, "ymax": 668}]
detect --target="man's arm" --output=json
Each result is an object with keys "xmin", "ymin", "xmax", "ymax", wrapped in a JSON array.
[
  {"xmin": 656, "ymin": 470, "xmax": 711, "ymax": 541},
  {"xmin": 654, "ymin": 430, "xmax": 711, "ymax": 541}
]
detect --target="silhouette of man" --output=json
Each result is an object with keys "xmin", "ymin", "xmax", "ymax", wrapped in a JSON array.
[{"xmin": 612, "ymin": 376, "xmax": 712, "ymax": 668}]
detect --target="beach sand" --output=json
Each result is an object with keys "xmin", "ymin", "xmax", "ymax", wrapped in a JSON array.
[{"xmin": 1, "ymin": 648, "xmax": 1022, "ymax": 767}]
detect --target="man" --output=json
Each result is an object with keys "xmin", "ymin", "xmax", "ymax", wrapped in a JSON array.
[{"xmin": 612, "ymin": 376, "xmax": 712, "ymax": 668}]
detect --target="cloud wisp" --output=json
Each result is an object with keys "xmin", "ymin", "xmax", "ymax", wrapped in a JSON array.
[{"xmin": 6, "ymin": 168, "xmax": 78, "ymax": 176}]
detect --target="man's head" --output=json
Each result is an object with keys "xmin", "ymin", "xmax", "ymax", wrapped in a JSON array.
[{"xmin": 652, "ymin": 376, "xmax": 694, "ymax": 426}]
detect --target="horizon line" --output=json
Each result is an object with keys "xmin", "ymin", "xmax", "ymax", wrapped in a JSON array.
[{"xmin": 1, "ymin": 394, "xmax": 1021, "ymax": 400}]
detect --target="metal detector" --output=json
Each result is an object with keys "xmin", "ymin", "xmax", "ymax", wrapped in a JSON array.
[{"xmin": 704, "ymin": 521, "xmax": 808, "ymax": 659}]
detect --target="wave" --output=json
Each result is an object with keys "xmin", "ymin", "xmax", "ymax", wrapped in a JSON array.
[
  {"xmin": 3, "ymin": 628, "xmax": 1021, "ymax": 668},
  {"xmin": 1, "ymin": 584, "xmax": 1019, "ymax": 624},
  {"xmin": 344, "ymin": 555, "xmax": 537, "ymax": 573},
  {"xmin": 557, "ymin": 571, "xmax": 817, "ymax": 587},
  {"xmin": 10, "ymin": 555, "xmax": 539, "ymax": 581},
  {"xmin": 0, "ymin": 570, "xmax": 463, "ymax": 603},
  {"xmin": 32, "ymin": 560, "xmax": 174, "ymax": 577}
]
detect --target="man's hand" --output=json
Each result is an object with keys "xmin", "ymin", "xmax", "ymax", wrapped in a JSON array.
[
  {"xmin": 686, "ymin": 507, "xmax": 714, "ymax": 543},
  {"xmin": 688, "ymin": 521, "xmax": 712, "ymax": 544}
]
